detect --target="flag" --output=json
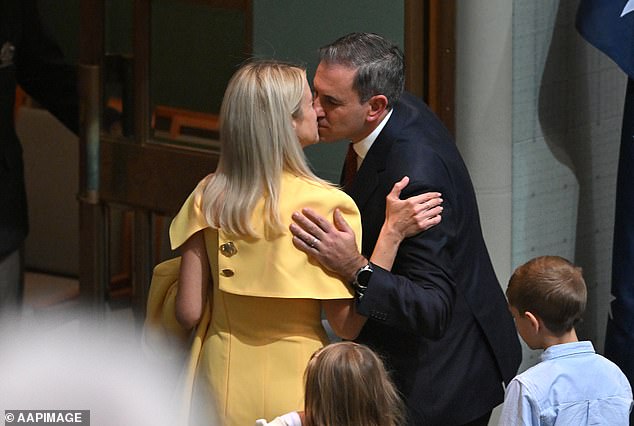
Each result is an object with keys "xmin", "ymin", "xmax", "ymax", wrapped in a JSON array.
[
  {"xmin": 576, "ymin": 0, "xmax": 634, "ymax": 412},
  {"xmin": 576, "ymin": 0, "xmax": 634, "ymax": 79},
  {"xmin": 604, "ymin": 77, "xmax": 634, "ymax": 417}
]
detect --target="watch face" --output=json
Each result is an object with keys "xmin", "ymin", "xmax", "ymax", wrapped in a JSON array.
[{"xmin": 356, "ymin": 268, "xmax": 372, "ymax": 287}]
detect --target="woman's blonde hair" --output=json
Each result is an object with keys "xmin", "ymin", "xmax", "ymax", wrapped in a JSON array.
[
  {"xmin": 202, "ymin": 60, "xmax": 324, "ymax": 238},
  {"xmin": 304, "ymin": 342, "xmax": 406, "ymax": 426}
]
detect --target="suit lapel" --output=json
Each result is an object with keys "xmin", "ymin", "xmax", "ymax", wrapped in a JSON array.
[
  {"xmin": 345, "ymin": 101, "xmax": 405, "ymax": 210},
  {"xmin": 347, "ymin": 141, "xmax": 385, "ymax": 210}
]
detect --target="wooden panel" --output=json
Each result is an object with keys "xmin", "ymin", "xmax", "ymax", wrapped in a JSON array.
[
  {"xmin": 427, "ymin": 0, "xmax": 456, "ymax": 135},
  {"xmin": 100, "ymin": 139, "xmax": 219, "ymax": 215},
  {"xmin": 404, "ymin": 0, "xmax": 455, "ymax": 135},
  {"xmin": 134, "ymin": 0, "xmax": 151, "ymax": 142},
  {"xmin": 404, "ymin": 0, "xmax": 425, "ymax": 99},
  {"xmin": 132, "ymin": 210, "xmax": 152, "ymax": 323},
  {"xmin": 79, "ymin": 0, "xmax": 104, "ymax": 66}
]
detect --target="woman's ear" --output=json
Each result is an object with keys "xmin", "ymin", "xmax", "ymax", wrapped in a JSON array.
[{"xmin": 367, "ymin": 95, "xmax": 388, "ymax": 122}]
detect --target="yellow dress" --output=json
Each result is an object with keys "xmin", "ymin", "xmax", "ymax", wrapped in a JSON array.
[{"xmin": 169, "ymin": 172, "xmax": 362, "ymax": 426}]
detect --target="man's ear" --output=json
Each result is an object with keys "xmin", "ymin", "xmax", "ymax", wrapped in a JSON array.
[{"xmin": 366, "ymin": 95, "xmax": 388, "ymax": 122}]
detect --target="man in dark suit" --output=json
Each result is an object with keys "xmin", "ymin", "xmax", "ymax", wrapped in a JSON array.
[
  {"xmin": 290, "ymin": 33, "xmax": 522, "ymax": 425},
  {"xmin": 0, "ymin": 0, "xmax": 78, "ymax": 314}
]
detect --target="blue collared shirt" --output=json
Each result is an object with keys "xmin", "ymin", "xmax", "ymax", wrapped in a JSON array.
[{"xmin": 498, "ymin": 341, "xmax": 632, "ymax": 425}]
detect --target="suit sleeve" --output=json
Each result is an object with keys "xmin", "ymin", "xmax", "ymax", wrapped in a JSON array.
[
  {"xmin": 356, "ymin": 147, "xmax": 459, "ymax": 338},
  {"xmin": 15, "ymin": 0, "xmax": 78, "ymax": 134},
  {"xmin": 356, "ymin": 180, "xmax": 456, "ymax": 338}
]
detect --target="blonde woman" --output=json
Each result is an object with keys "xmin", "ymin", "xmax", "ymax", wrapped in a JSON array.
[{"xmin": 171, "ymin": 60, "xmax": 441, "ymax": 425}]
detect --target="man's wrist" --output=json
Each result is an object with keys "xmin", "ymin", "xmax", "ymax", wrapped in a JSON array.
[
  {"xmin": 346, "ymin": 256, "xmax": 369, "ymax": 283},
  {"xmin": 351, "ymin": 262, "xmax": 374, "ymax": 298}
]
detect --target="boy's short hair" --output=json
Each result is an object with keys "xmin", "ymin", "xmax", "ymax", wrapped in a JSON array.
[{"xmin": 506, "ymin": 256, "xmax": 587, "ymax": 335}]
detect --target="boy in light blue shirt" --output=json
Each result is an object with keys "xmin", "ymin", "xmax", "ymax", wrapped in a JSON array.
[{"xmin": 499, "ymin": 255, "xmax": 633, "ymax": 425}]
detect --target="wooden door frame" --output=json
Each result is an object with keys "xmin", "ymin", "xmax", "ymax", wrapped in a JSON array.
[
  {"xmin": 405, "ymin": 0, "xmax": 456, "ymax": 135},
  {"xmin": 78, "ymin": 0, "xmax": 106, "ymax": 310}
]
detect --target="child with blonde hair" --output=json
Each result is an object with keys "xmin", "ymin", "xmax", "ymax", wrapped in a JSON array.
[{"xmin": 256, "ymin": 341, "xmax": 405, "ymax": 426}]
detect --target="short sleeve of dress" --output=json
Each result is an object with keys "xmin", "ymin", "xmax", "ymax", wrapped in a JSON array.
[{"xmin": 169, "ymin": 177, "xmax": 211, "ymax": 250}]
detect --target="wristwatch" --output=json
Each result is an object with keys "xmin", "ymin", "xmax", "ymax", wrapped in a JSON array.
[{"xmin": 352, "ymin": 263, "xmax": 373, "ymax": 298}]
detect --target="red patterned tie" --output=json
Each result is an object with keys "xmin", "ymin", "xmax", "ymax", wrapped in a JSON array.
[{"xmin": 343, "ymin": 143, "xmax": 358, "ymax": 188}]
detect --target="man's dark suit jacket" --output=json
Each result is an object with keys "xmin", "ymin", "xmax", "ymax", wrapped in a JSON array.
[
  {"xmin": 346, "ymin": 92, "xmax": 522, "ymax": 425},
  {"xmin": 0, "ymin": 0, "xmax": 78, "ymax": 258}
]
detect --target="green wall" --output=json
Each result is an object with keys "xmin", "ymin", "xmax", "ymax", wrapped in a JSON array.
[
  {"xmin": 36, "ymin": 0, "xmax": 404, "ymax": 181},
  {"xmin": 150, "ymin": 1, "xmax": 246, "ymax": 113}
]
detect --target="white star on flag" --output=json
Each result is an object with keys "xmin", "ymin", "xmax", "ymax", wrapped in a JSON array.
[{"xmin": 622, "ymin": 0, "xmax": 634, "ymax": 17}]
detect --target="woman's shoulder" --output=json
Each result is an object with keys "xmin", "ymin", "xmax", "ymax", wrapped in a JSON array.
[
  {"xmin": 283, "ymin": 173, "xmax": 354, "ymax": 204},
  {"xmin": 280, "ymin": 175, "xmax": 356, "ymax": 210},
  {"xmin": 193, "ymin": 173, "xmax": 214, "ymax": 197},
  {"xmin": 279, "ymin": 174, "xmax": 360, "ymax": 233},
  {"xmin": 169, "ymin": 174, "xmax": 214, "ymax": 250}
]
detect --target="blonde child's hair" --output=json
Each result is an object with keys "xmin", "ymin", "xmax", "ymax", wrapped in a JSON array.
[{"xmin": 304, "ymin": 341, "xmax": 405, "ymax": 426}]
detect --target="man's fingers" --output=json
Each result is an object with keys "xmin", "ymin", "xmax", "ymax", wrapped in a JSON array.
[
  {"xmin": 291, "ymin": 235, "xmax": 312, "ymax": 253},
  {"xmin": 291, "ymin": 210, "xmax": 327, "ymax": 239},
  {"xmin": 300, "ymin": 208, "xmax": 334, "ymax": 233},
  {"xmin": 289, "ymin": 223, "xmax": 320, "ymax": 247},
  {"xmin": 333, "ymin": 209, "xmax": 353, "ymax": 233}
]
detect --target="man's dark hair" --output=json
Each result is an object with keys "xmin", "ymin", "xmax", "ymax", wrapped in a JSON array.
[{"xmin": 319, "ymin": 32, "xmax": 405, "ymax": 108}]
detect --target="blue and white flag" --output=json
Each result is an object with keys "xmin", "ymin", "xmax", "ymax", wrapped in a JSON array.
[
  {"xmin": 576, "ymin": 0, "xmax": 634, "ymax": 78},
  {"xmin": 576, "ymin": 0, "xmax": 634, "ymax": 410}
]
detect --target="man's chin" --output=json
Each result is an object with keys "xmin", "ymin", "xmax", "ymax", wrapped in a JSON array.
[
  {"xmin": 318, "ymin": 127, "xmax": 333, "ymax": 143},
  {"xmin": 318, "ymin": 134, "xmax": 337, "ymax": 143}
]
